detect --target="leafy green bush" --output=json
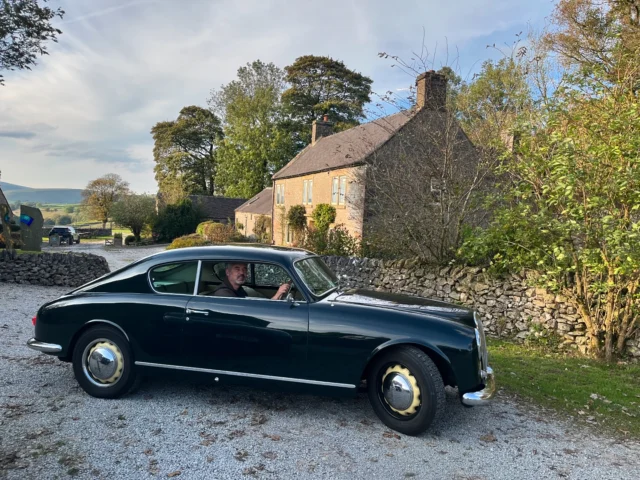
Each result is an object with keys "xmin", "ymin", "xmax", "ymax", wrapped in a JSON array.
[
  {"xmin": 196, "ymin": 221, "xmax": 215, "ymax": 236},
  {"xmin": 311, "ymin": 204, "xmax": 336, "ymax": 232},
  {"xmin": 304, "ymin": 224, "xmax": 359, "ymax": 256},
  {"xmin": 287, "ymin": 205, "xmax": 307, "ymax": 231},
  {"xmin": 254, "ymin": 215, "xmax": 271, "ymax": 243},
  {"xmin": 166, "ymin": 234, "xmax": 211, "ymax": 250},
  {"xmin": 56, "ymin": 215, "xmax": 72, "ymax": 225},
  {"xmin": 113, "ymin": 232, "xmax": 123, "ymax": 239},
  {"xmin": 203, "ymin": 222, "xmax": 235, "ymax": 243},
  {"xmin": 124, "ymin": 235, "xmax": 136, "ymax": 246},
  {"xmin": 153, "ymin": 199, "xmax": 202, "ymax": 242}
]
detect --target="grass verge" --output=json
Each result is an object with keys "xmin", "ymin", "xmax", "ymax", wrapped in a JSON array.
[{"xmin": 488, "ymin": 338, "xmax": 640, "ymax": 438}]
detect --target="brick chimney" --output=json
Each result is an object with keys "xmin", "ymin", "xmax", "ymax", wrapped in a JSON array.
[
  {"xmin": 311, "ymin": 114, "xmax": 333, "ymax": 145},
  {"xmin": 416, "ymin": 71, "xmax": 447, "ymax": 111}
]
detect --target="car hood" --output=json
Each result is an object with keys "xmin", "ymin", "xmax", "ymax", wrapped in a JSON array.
[{"xmin": 328, "ymin": 288, "xmax": 475, "ymax": 328}]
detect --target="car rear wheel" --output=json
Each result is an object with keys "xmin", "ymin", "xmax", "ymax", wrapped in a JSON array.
[
  {"xmin": 72, "ymin": 326, "xmax": 137, "ymax": 398},
  {"xmin": 367, "ymin": 346, "xmax": 445, "ymax": 436}
]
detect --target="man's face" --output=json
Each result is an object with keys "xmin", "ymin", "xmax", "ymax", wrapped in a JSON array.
[{"xmin": 226, "ymin": 263, "xmax": 248, "ymax": 287}]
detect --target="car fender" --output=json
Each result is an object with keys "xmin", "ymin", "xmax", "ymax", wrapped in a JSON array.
[{"xmin": 362, "ymin": 337, "xmax": 457, "ymax": 387}]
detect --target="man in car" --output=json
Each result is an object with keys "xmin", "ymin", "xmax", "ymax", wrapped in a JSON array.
[{"xmin": 213, "ymin": 262, "xmax": 291, "ymax": 299}]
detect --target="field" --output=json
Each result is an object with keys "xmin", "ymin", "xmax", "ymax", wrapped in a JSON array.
[{"xmin": 22, "ymin": 203, "xmax": 134, "ymax": 240}]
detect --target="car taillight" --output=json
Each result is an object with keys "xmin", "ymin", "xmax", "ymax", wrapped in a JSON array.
[{"xmin": 32, "ymin": 316, "xmax": 37, "ymax": 326}]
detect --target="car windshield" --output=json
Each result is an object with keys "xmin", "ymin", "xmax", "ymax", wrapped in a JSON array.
[{"xmin": 293, "ymin": 257, "xmax": 338, "ymax": 297}]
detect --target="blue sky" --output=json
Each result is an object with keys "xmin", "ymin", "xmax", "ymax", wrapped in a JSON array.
[{"xmin": 0, "ymin": 0, "xmax": 555, "ymax": 193}]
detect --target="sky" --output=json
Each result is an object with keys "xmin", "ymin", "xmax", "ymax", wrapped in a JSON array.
[{"xmin": 0, "ymin": 0, "xmax": 555, "ymax": 193}]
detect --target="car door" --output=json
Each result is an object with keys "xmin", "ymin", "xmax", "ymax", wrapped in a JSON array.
[
  {"xmin": 127, "ymin": 261, "xmax": 198, "ymax": 364},
  {"xmin": 182, "ymin": 261, "xmax": 309, "ymax": 379}
]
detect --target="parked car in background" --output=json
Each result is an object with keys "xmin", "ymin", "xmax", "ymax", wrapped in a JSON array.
[
  {"xmin": 27, "ymin": 245, "xmax": 494, "ymax": 435},
  {"xmin": 48, "ymin": 226, "xmax": 80, "ymax": 245}
]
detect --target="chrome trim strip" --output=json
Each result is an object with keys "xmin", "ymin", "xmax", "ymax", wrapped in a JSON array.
[
  {"xmin": 27, "ymin": 338, "xmax": 62, "ymax": 354},
  {"xmin": 461, "ymin": 366, "xmax": 495, "ymax": 406},
  {"xmin": 194, "ymin": 260, "xmax": 202, "ymax": 295},
  {"xmin": 86, "ymin": 319, "xmax": 130, "ymax": 341},
  {"xmin": 135, "ymin": 361, "xmax": 356, "ymax": 389}
]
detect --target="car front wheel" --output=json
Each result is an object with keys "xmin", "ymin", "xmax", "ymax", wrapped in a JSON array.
[
  {"xmin": 367, "ymin": 346, "xmax": 445, "ymax": 436},
  {"xmin": 72, "ymin": 326, "xmax": 137, "ymax": 398}
]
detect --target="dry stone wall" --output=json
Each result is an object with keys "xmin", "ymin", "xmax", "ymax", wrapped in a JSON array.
[
  {"xmin": 323, "ymin": 256, "xmax": 640, "ymax": 358},
  {"xmin": 0, "ymin": 250, "xmax": 109, "ymax": 287}
]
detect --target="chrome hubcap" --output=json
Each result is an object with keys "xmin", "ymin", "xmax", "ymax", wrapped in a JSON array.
[
  {"xmin": 82, "ymin": 340, "xmax": 124, "ymax": 387},
  {"xmin": 381, "ymin": 365, "xmax": 421, "ymax": 416},
  {"xmin": 383, "ymin": 372, "xmax": 414, "ymax": 411}
]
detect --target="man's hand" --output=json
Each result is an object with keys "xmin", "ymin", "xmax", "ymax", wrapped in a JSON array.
[{"xmin": 272, "ymin": 282, "xmax": 291, "ymax": 300}]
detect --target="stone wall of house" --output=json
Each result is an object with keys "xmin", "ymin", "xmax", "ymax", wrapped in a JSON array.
[
  {"xmin": 0, "ymin": 250, "xmax": 110, "ymax": 287},
  {"xmin": 323, "ymin": 256, "xmax": 640, "ymax": 357}
]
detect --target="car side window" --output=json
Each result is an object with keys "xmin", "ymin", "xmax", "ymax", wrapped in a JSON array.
[
  {"xmin": 254, "ymin": 263, "xmax": 290, "ymax": 287},
  {"xmin": 149, "ymin": 262, "xmax": 198, "ymax": 295}
]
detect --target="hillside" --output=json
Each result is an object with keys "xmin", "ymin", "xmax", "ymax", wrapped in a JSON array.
[{"xmin": 0, "ymin": 181, "xmax": 83, "ymax": 204}]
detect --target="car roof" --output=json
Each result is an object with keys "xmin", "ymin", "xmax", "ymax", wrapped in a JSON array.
[{"xmin": 142, "ymin": 244, "xmax": 317, "ymax": 267}]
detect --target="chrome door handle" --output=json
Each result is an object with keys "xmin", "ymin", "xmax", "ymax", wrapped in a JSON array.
[{"xmin": 186, "ymin": 308, "xmax": 209, "ymax": 316}]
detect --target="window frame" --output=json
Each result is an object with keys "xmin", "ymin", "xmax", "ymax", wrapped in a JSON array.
[{"xmin": 331, "ymin": 177, "xmax": 339, "ymax": 204}]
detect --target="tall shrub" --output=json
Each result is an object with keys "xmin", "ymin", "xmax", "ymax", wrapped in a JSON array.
[{"xmin": 153, "ymin": 199, "xmax": 202, "ymax": 242}]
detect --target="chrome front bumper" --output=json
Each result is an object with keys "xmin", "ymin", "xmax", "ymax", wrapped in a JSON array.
[
  {"xmin": 461, "ymin": 367, "xmax": 495, "ymax": 406},
  {"xmin": 27, "ymin": 338, "xmax": 62, "ymax": 354}
]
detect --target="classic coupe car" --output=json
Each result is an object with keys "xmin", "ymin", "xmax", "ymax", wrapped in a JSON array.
[{"xmin": 27, "ymin": 245, "xmax": 494, "ymax": 435}]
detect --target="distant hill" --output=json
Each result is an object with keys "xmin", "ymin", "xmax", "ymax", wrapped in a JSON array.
[{"xmin": 0, "ymin": 181, "xmax": 83, "ymax": 204}]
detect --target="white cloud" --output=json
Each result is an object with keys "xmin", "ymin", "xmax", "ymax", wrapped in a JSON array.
[{"xmin": 0, "ymin": 0, "xmax": 552, "ymax": 193}]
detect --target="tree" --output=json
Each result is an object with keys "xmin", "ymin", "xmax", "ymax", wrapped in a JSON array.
[
  {"xmin": 281, "ymin": 55, "xmax": 373, "ymax": 148},
  {"xmin": 111, "ymin": 194, "xmax": 156, "ymax": 242},
  {"xmin": 544, "ymin": 0, "xmax": 640, "ymax": 87},
  {"xmin": 460, "ymin": 70, "xmax": 640, "ymax": 361},
  {"xmin": 455, "ymin": 57, "xmax": 532, "ymax": 150},
  {"xmin": 0, "ymin": 0, "xmax": 64, "ymax": 86},
  {"xmin": 152, "ymin": 105, "xmax": 223, "ymax": 200},
  {"xmin": 208, "ymin": 60, "xmax": 296, "ymax": 198},
  {"xmin": 81, "ymin": 174, "xmax": 129, "ymax": 228},
  {"xmin": 153, "ymin": 198, "xmax": 202, "ymax": 242}
]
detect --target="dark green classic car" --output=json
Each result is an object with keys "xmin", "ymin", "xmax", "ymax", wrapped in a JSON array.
[{"xmin": 27, "ymin": 245, "xmax": 494, "ymax": 435}]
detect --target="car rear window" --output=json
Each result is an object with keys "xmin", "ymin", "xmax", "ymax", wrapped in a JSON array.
[{"xmin": 149, "ymin": 262, "xmax": 198, "ymax": 295}]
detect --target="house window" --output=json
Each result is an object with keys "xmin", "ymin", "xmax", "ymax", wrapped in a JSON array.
[
  {"xmin": 302, "ymin": 179, "xmax": 313, "ymax": 205},
  {"xmin": 276, "ymin": 184, "xmax": 285, "ymax": 205},
  {"xmin": 332, "ymin": 176, "xmax": 347, "ymax": 205},
  {"xmin": 285, "ymin": 225, "xmax": 293, "ymax": 244},
  {"xmin": 430, "ymin": 177, "xmax": 444, "ymax": 203},
  {"xmin": 339, "ymin": 177, "xmax": 346, "ymax": 205}
]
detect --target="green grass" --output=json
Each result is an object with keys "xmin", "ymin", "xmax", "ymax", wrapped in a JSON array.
[{"xmin": 489, "ymin": 338, "xmax": 640, "ymax": 438}]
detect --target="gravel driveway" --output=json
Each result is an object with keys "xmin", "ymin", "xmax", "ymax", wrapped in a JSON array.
[{"xmin": 2, "ymin": 246, "xmax": 639, "ymax": 479}]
